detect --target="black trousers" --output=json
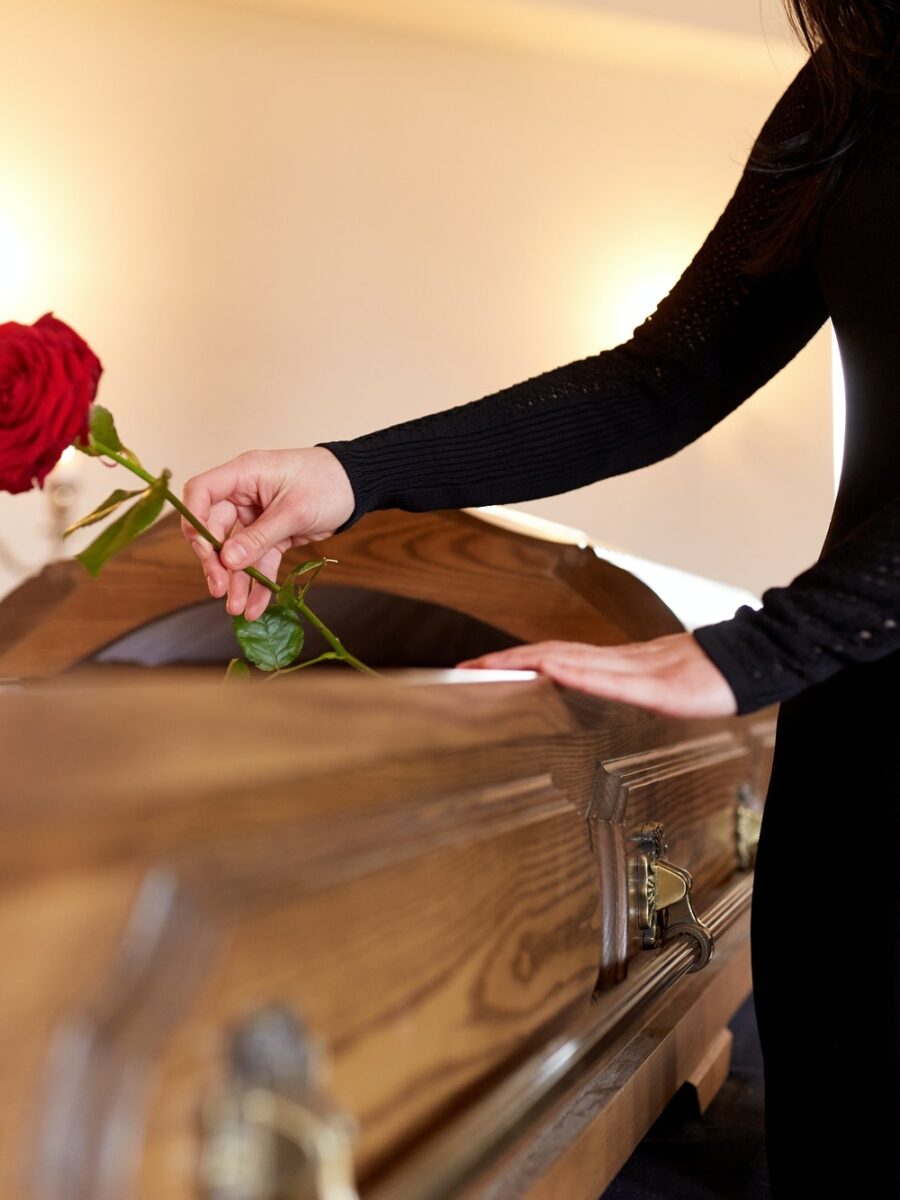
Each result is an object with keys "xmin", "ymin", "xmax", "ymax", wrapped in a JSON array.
[{"xmin": 750, "ymin": 653, "xmax": 900, "ymax": 1196}]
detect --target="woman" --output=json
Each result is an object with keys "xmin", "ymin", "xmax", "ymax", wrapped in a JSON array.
[{"xmin": 183, "ymin": 4, "xmax": 900, "ymax": 1192}]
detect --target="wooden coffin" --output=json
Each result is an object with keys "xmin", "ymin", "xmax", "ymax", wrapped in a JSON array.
[{"xmin": 0, "ymin": 507, "xmax": 774, "ymax": 1200}]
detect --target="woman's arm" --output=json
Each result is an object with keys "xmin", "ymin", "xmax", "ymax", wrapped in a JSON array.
[
  {"xmin": 185, "ymin": 59, "xmax": 830, "ymax": 622},
  {"xmin": 320, "ymin": 61, "xmax": 828, "ymax": 530},
  {"xmin": 464, "ymin": 493, "xmax": 900, "ymax": 718},
  {"xmin": 692, "ymin": 492, "xmax": 900, "ymax": 712}
]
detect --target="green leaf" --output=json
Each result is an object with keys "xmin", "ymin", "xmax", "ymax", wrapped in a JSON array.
[
  {"xmin": 63, "ymin": 487, "xmax": 145, "ymax": 538},
  {"xmin": 117, "ymin": 443, "xmax": 144, "ymax": 470},
  {"xmin": 84, "ymin": 404, "xmax": 123, "ymax": 455},
  {"xmin": 286, "ymin": 559, "xmax": 331, "ymax": 580},
  {"xmin": 276, "ymin": 557, "xmax": 337, "ymax": 607},
  {"xmin": 75, "ymin": 472, "xmax": 170, "ymax": 576},
  {"xmin": 75, "ymin": 406, "xmax": 143, "ymax": 466},
  {"xmin": 232, "ymin": 605, "xmax": 304, "ymax": 671},
  {"xmin": 225, "ymin": 657, "xmax": 251, "ymax": 680}
]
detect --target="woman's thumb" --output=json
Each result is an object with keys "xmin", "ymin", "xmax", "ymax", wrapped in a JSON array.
[{"xmin": 220, "ymin": 503, "xmax": 297, "ymax": 569}]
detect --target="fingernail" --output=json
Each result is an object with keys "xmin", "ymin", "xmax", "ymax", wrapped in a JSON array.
[{"xmin": 223, "ymin": 542, "xmax": 247, "ymax": 567}]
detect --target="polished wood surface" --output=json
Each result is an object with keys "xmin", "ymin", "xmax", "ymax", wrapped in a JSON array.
[
  {"xmin": 687, "ymin": 1027, "xmax": 735, "ymax": 1116},
  {"xmin": 0, "ymin": 507, "xmax": 682, "ymax": 678},
  {"xmin": 0, "ymin": 671, "xmax": 772, "ymax": 1199},
  {"xmin": 0, "ymin": 506, "xmax": 772, "ymax": 1198},
  {"xmin": 464, "ymin": 911, "xmax": 753, "ymax": 1200}
]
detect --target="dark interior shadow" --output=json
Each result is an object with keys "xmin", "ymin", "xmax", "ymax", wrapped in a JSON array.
[{"xmin": 90, "ymin": 584, "xmax": 522, "ymax": 669}]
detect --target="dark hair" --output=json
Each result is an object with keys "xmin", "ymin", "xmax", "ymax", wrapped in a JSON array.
[{"xmin": 747, "ymin": 1, "xmax": 900, "ymax": 272}]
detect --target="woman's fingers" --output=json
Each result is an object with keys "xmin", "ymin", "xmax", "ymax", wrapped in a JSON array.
[
  {"xmin": 219, "ymin": 495, "xmax": 309, "ymax": 570},
  {"xmin": 188, "ymin": 500, "xmax": 240, "ymax": 598},
  {"xmin": 460, "ymin": 639, "xmax": 686, "ymax": 676},
  {"xmin": 457, "ymin": 634, "xmax": 737, "ymax": 719},
  {"xmin": 190, "ymin": 500, "xmax": 295, "ymax": 614},
  {"xmin": 459, "ymin": 641, "xmax": 643, "ymax": 673},
  {"xmin": 180, "ymin": 463, "xmax": 246, "ymax": 569},
  {"xmin": 534, "ymin": 659, "xmax": 668, "ymax": 711},
  {"xmin": 242, "ymin": 547, "xmax": 284, "ymax": 621},
  {"xmin": 188, "ymin": 501, "xmax": 290, "ymax": 618},
  {"xmin": 181, "ymin": 448, "xmax": 358, "ymax": 618},
  {"xmin": 244, "ymin": 578, "xmax": 273, "ymax": 622},
  {"xmin": 182, "ymin": 456, "xmax": 259, "ymax": 525},
  {"xmin": 225, "ymin": 566, "xmax": 252, "ymax": 617},
  {"xmin": 224, "ymin": 545, "xmax": 284, "ymax": 619}
]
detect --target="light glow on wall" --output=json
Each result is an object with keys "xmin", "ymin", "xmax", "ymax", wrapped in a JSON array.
[
  {"xmin": 607, "ymin": 267, "xmax": 682, "ymax": 345},
  {"xmin": 0, "ymin": 210, "xmax": 31, "ymax": 314},
  {"xmin": 831, "ymin": 326, "xmax": 845, "ymax": 495},
  {"xmin": 585, "ymin": 244, "xmax": 687, "ymax": 351},
  {"xmin": 0, "ymin": 168, "xmax": 52, "ymax": 319}
]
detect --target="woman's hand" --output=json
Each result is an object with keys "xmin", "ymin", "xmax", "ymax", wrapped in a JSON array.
[
  {"xmin": 180, "ymin": 447, "xmax": 355, "ymax": 620},
  {"xmin": 457, "ymin": 632, "xmax": 738, "ymax": 719}
]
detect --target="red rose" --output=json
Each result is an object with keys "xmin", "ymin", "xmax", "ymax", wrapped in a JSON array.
[{"xmin": 0, "ymin": 313, "xmax": 102, "ymax": 494}]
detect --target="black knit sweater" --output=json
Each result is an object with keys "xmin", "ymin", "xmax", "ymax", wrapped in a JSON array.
[{"xmin": 320, "ymin": 60, "xmax": 900, "ymax": 715}]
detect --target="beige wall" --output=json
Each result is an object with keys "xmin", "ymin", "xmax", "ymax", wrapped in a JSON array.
[{"xmin": 0, "ymin": 0, "xmax": 832, "ymax": 604}]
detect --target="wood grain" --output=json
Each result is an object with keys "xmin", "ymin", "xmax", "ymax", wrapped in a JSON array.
[
  {"xmin": 488, "ymin": 910, "xmax": 755, "ymax": 1200},
  {"xmin": 686, "ymin": 1027, "xmax": 734, "ymax": 1115},
  {"xmin": 0, "ymin": 505, "xmax": 776, "ymax": 1198},
  {"xmin": 0, "ymin": 507, "xmax": 683, "ymax": 678},
  {"xmin": 0, "ymin": 672, "xmax": 773, "ymax": 1198}
]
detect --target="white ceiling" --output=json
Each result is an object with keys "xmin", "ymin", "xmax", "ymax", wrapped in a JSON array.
[{"xmin": 558, "ymin": 0, "xmax": 794, "ymax": 41}]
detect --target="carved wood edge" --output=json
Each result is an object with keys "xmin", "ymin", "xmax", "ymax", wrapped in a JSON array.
[
  {"xmin": 23, "ymin": 843, "xmax": 753, "ymax": 1200},
  {"xmin": 597, "ymin": 732, "xmax": 748, "ymax": 825},
  {"xmin": 488, "ymin": 909, "xmax": 754, "ymax": 1200},
  {"xmin": 0, "ymin": 507, "xmax": 683, "ymax": 678},
  {"xmin": 363, "ymin": 876, "xmax": 755, "ymax": 1200},
  {"xmin": 580, "ymin": 719, "xmax": 775, "ymax": 991},
  {"xmin": 2, "ymin": 675, "xmax": 775, "ymax": 1000},
  {"xmin": 9, "ymin": 685, "xmax": 775, "ymax": 1197},
  {"xmin": 685, "ymin": 1027, "xmax": 734, "ymax": 1116}
]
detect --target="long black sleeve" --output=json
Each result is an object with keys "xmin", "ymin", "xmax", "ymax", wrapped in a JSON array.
[
  {"xmin": 317, "ymin": 60, "xmax": 900, "ymax": 716},
  {"xmin": 320, "ymin": 62, "xmax": 828, "ymax": 526},
  {"xmin": 693, "ymin": 494, "xmax": 900, "ymax": 713}
]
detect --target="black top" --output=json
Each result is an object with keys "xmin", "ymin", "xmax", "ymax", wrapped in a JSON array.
[{"xmin": 320, "ymin": 60, "xmax": 900, "ymax": 716}]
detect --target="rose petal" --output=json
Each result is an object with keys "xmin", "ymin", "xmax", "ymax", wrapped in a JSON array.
[{"xmin": 0, "ymin": 315, "xmax": 102, "ymax": 493}]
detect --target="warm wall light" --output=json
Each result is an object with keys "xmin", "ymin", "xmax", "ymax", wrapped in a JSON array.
[
  {"xmin": 0, "ymin": 211, "xmax": 31, "ymax": 314},
  {"xmin": 586, "ymin": 251, "xmax": 684, "ymax": 349},
  {"xmin": 611, "ymin": 270, "xmax": 680, "ymax": 343},
  {"xmin": 831, "ymin": 326, "xmax": 845, "ymax": 496}
]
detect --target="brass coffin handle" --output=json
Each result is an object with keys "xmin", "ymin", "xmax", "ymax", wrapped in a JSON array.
[
  {"xmin": 633, "ymin": 822, "xmax": 714, "ymax": 972},
  {"xmin": 736, "ymin": 784, "xmax": 763, "ymax": 870},
  {"xmin": 200, "ymin": 1005, "xmax": 359, "ymax": 1200}
]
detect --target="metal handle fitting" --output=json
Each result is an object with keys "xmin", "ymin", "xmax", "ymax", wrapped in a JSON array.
[
  {"xmin": 633, "ymin": 822, "xmax": 713, "ymax": 972},
  {"xmin": 200, "ymin": 1005, "xmax": 359, "ymax": 1200}
]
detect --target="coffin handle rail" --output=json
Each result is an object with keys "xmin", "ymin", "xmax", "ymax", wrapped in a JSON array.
[
  {"xmin": 365, "ymin": 875, "xmax": 753, "ymax": 1200},
  {"xmin": 633, "ymin": 822, "xmax": 714, "ymax": 972},
  {"xmin": 200, "ymin": 1006, "xmax": 358, "ymax": 1200}
]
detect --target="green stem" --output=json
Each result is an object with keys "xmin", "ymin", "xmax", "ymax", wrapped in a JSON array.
[
  {"xmin": 97, "ymin": 444, "xmax": 377, "ymax": 676},
  {"xmin": 100, "ymin": 448, "xmax": 277, "ymax": 592},
  {"xmin": 263, "ymin": 651, "xmax": 339, "ymax": 681},
  {"xmin": 294, "ymin": 598, "xmax": 378, "ymax": 675}
]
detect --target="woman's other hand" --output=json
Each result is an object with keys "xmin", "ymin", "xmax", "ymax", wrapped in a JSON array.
[
  {"xmin": 457, "ymin": 632, "xmax": 738, "ymax": 719},
  {"xmin": 180, "ymin": 447, "xmax": 355, "ymax": 620}
]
